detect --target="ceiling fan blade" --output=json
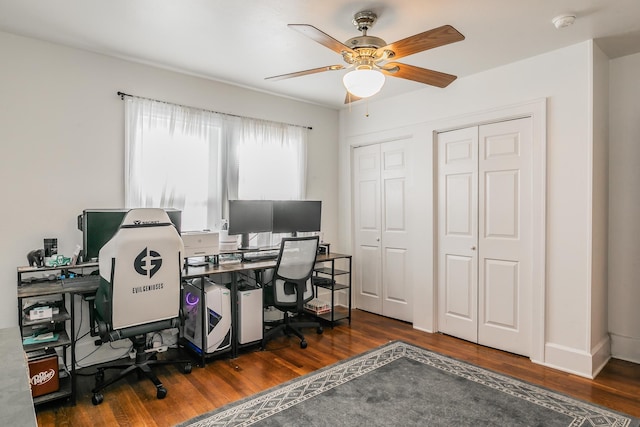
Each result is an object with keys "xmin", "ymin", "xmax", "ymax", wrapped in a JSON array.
[
  {"xmin": 344, "ymin": 92, "xmax": 363, "ymax": 104},
  {"xmin": 265, "ymin": 65, "xmax": 345, "ymax": 81},
  {"xmin": 289, "ymin": 24, "xmax": 356, "ymax": 56},
  {"xmin": 376, "ymin": 25, "xmax": 464, "ymax": 60},
  {"xmin": 381, "ymin": 63, "xmax": 457, "ymax": 88}
]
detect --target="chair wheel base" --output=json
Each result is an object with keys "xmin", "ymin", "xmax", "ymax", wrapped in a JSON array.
[
  {"xmin": 300, "ymin": 340, "xmax": 308, "ymax": 349},
  {"xmin": 92, "ymin": 393, "xmax": 104, "ymax": 405},
  {"xmin": 317, "ymin": 327, "xmax": 323, "ymax": 334},
  {"xmin": 157, "ymin": 386, "xmax": 167, "ymax": 399},
  {"xmin": 183, "ymin": 363, "xmax": 192, "ymax": 374}
]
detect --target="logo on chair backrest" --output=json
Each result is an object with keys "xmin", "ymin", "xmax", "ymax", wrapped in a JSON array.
[{"xmin": 134, "ymin": 247, "xmax": 162, "ymax": 278}]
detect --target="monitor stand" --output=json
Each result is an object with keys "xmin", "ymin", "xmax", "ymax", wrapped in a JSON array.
[
  {"xmin": 239, "ymin": 233, "xmax": 250, "ymax": 250},
  {"xmin": 238, "ymin": 233, "xmax": 264, "ymax": 251}
]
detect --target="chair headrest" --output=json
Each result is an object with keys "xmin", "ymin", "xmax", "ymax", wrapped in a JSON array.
[{"xmin": 121, "ymin": 208, "xmax": 172, "ymax": 227}]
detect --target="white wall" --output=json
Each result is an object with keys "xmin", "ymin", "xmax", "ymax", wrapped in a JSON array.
[
  {"xmin": 608, "ymin": 51, "xmax": 640, "ymax": 363},
  {"xmin": 339, "ymin": 40, "xmax": 609, "ymax": 377},
  {"xmin": 0, "ymin": 31, "xmax": 339, "ymax": 330}
]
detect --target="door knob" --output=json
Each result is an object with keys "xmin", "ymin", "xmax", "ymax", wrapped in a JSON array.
[
  {"xmin": 471, "ymin": 246, "xmax": 476, "ymax": 250},
  {"xmin": 376, "ymin": 237, "xmax": 380, "ymax": 242}
]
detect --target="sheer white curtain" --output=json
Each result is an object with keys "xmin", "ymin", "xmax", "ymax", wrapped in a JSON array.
[
  {"xmin": 227, "ymin": 117, "xmax": 307, "ymax": 201},
  {"xmin": 124, "ymin": 96, "xmax": 308, "ymax": 237},
  {"xmin": 124, "ymin": 97, "xmax": 223, "ymax": 231},
  {"xmin": 226, "ymin": 118, "xmax": 308, "ymax": 246}
]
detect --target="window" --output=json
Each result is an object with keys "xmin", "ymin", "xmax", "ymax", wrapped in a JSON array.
[
  {"xmin": 234, "ymin": 118, "xmax": 307, "ymax": 201},
  {"xmin": 125, "ymin": 98, "xmax": 222, "ymax": 231},
  {"xmin": 232, "ymin": 119, "xmax": 308, "ymax": 247},
  {"xmin": 124, "ymin": 97, "xmax": 308, "ymax": 232}
]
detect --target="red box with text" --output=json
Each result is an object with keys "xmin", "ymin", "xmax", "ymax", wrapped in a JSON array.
[{"xmin": 27, "ymin": 349, "xmax": 59, "ymax": 397}]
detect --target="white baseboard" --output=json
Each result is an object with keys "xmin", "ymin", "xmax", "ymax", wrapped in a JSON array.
[
  {"xmin": 543, "ymin": 335, "xmax": 611, "ymax": 379},
  {"xmin": 610, "ymin": 333, "xmax": 640, "ymax": 364},
  {"xmin": 412, "ymin": 325, "xmax": 434, "ymax": 334},
  {"xmin": 590, "ymin": 335, "xmax": 612, "ymax": 378}
]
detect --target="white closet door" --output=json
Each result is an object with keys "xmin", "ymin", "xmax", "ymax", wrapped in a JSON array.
[
  {"xmin": 353, "ymin": 141, "xmax": 412, "ymax": 322},
  {"xmin": 354, "ymin": 144, "xmax": 383, "ymax": 314},
  {"xmin": 437, "ymin": 117, "xmax": 532, "ymax": 357},
  {"xmin": 477, "ymin": 118, "xmax": 532, "ymax": 356},
  {"xmin": 437, "ymin": 127, "xmax": 479, "ymax": 342},
  {"xmin": 380, "ymin": 141, "xmax": 412, "ymax": 322}
]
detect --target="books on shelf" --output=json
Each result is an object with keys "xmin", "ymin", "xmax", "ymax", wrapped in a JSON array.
[{"xmin": 23, "ymin": 331, "xmax": 59, "ymax": 346}]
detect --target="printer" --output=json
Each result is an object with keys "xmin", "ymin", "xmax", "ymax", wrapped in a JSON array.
[{"xmin": 181, "ymin": 230, "xmax": 219, "ymax": 258}]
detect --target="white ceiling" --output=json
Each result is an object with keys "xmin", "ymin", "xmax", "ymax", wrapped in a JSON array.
[{"xmin": 1, "ymin": 0, "xmax": 639, "ymax": 109}]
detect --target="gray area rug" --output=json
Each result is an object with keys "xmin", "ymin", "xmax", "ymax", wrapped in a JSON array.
[{"xmin": 177, "ymin": 341, "xmax": 638, "ymax": 427}]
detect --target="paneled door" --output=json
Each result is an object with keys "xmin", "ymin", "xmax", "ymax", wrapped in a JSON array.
[
  {"xmin": 436, "ymin": 127, "xmax": 479, "ymax": 342},
  {"xmin": 353, "ymin": 140, "xmax": 412, "ymax": 322},
  {"xmin": 437, "ymin": 118, "xmax": 532, "ymax": 356}
]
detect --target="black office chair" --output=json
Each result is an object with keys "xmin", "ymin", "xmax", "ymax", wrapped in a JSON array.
[
  {"xmin": 262, "ymin": 236, "xmax": 323, "ymax": 349},
  {"xmin": 90, "ymin": 208, "xmax": 192, "ymax": 405}
]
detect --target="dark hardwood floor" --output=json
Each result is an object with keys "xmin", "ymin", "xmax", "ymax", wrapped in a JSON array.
[{"xmin": 36, "ymin": 310, "xmax": 640, "ymax": 426}]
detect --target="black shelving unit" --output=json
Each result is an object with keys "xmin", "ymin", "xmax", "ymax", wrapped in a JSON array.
[
  {"xmin": 310, "ymin": 254, "xmax": 352, "ymax": 327},
  {"xmin": 17, "ymin": 263, "xmax": 100, "ymax": 406}
]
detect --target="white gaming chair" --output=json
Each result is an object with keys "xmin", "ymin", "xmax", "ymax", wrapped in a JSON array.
[{"xmin": 91, "ymin": 208, "xmax": 191, "ymax": 405}]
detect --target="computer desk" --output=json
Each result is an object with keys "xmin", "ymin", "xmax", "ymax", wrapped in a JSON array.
[
  {"xmin": 17, "ymin": 251, "xmax": 351, "ymax": 383},
  {"xmin": 182, "ymin": 251, "xmax": 352, "ymax": 367}
]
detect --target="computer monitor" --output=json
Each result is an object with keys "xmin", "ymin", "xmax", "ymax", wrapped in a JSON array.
[
  {"xmin": 227, "ymin": 200, "xmax": 273, "ymax": 249},
  {"xmin": 78, "ymin": 209, "xmax": 181, "ymax": 262},
  {"xmin": 272, "ymin": 200, "xmax": 322, "ymax": 235}
]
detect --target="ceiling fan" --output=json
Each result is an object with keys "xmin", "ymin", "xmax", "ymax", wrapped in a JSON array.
[{"xmin": 266, "ymin": 11, "xmax": 465, "ymax": 103}]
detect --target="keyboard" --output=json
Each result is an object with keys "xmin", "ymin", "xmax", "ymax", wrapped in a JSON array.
[{"xmin": 243, "ymin": 251, "xmax": 279, "ymax": 262}]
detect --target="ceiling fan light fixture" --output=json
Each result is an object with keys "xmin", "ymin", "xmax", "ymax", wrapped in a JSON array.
[
  {"xmin": 268, "ymin": 12, "xmax": 465, "ymax": 103},
  {"xmin": 343, "ymin": 69, "xmax": 385, "ymax": 98}
]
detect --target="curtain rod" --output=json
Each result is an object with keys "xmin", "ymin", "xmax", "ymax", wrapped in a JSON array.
[{"xmin": 117, "ymin": 91, "xmax": 312, "ymax": 130}]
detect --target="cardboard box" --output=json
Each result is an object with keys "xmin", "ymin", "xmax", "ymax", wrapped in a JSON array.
[
  {"xmin": 304, "ymin": 298, "xmax": 332, "ymax": 314},
  {"xmin": 27, "ymin": 349, "xmax": 59, "ymax": 397},
  {"xmin": 29, "ymin": 306, "xmax": 53, "ymax": 320}
]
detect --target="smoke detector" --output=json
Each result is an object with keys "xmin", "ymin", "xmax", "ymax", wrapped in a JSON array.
[{"xmin": 552, "ymin": 14, "xmax": 576, "ymax": 29}]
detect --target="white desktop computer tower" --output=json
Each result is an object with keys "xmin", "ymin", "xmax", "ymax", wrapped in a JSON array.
[
  {"xmin": 237, "ymin": 287, "xmax": 263, "ymax": 344},
  {"xmin": 182, "ymin": 278, "xmax": 232, "ymax": 354}
]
